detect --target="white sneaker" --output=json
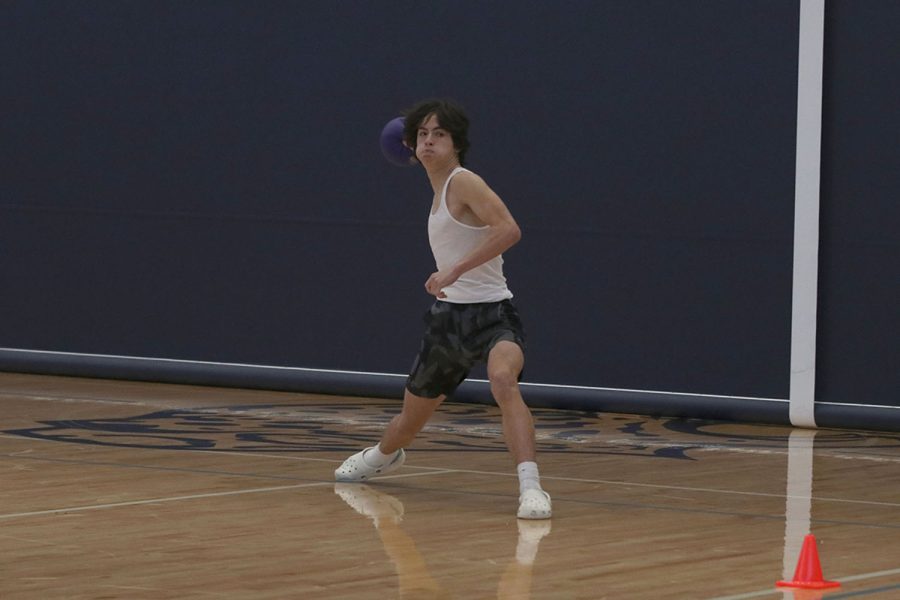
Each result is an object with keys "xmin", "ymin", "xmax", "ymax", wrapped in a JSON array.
[
  {"xmin": 334, "ymin": 483, "xmax": 404, "ymax": 526},
  {"xmin": 334, "ymin": 447, "xmax": 406, "ymax": 482},
  {"xmin": 517, "ymin": 489, "xmax": 552, "ymax": 520}
]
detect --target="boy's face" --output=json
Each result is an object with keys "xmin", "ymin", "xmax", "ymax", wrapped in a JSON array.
[{"xmin": 415, "ymin": 114, "xmax": 458, "ymax": 167}]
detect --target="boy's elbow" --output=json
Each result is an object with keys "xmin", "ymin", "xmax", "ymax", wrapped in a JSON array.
[{"xmin": 508, "ymin": 222, "xmax": 522, "ymax": 246}]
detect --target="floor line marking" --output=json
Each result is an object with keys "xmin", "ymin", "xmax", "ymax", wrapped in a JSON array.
[
  {"xmin": 5, "ymin": 447, "xmax": 899, "ymax": 509},
  {"xmin": 0, "ymin": 470, "xmax": 448, "ymax": 521},
  {"xmin": 0, "ymin": 482, "xmax": 331, "ymax": 520},
  {"xmin": 707, "ymin": 566, "xmax": 900, "ymax": 600},
  {"xmin": 835, "ymin": 566, "xmax": 900, "ymax": 584},
  {"xmin": 412, "ymin": 467, "xmax": 900, "ymax": 508}
]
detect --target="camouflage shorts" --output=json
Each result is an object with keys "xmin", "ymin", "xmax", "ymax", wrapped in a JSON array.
[{"xmin": 405, "ymin": 300, "xmax": 526, "ymax": 399}]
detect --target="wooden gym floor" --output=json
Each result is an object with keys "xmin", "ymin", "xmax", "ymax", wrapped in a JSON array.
[{"xmin": 1, "ymin": 372, "xmax": 899, "ymax": 599}]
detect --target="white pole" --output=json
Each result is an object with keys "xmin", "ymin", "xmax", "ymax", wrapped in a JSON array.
[{"xmin": 790, "ymin": 0, "xmax": 826, "ymax": 428}]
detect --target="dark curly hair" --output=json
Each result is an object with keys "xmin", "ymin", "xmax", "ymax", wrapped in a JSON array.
[{"xmin": 402, "ymin": 99, "xmax": 471, "ymax": 166}]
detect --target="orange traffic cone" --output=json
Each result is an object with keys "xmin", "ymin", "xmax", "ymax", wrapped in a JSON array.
[{"xmin": 777, "ymin": 534, "xmax": 840, "ymax": 590}]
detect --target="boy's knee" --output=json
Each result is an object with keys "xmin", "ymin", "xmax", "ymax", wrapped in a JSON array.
[{"xmin": 489, "ymin": 369, "xmax": 520, "ymax": 399}]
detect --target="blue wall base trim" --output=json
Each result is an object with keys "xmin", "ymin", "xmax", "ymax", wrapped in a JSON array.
[{"xmin": 2, "ymin": 349, "xmax": 897, "ymax": 432}]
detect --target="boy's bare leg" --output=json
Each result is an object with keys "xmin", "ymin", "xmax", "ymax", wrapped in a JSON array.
[
  {"xmin": 378, "ymin": 390, "xmax": 446, "ymax": 454},
  {"xmin": 487, "ymin": 341, "xmax": 535, "ymax": 464},
  {"xmin": 335, "ymin": 389, "xmax": 444, "ymax": 481},
  {"xmin": 488, "ymin": 340, "xmax": 551, "ymax": 519}
]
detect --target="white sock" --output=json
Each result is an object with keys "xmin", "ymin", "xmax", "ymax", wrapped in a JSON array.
[
  {"xmin": 363, "ymin": 444, "xmax": 397, "ymax": 467},
  {"xmin": 517, "ymin": 461, "xmax": 542, "ymax": 495}
]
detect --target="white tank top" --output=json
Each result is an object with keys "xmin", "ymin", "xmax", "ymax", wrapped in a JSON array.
[{"xmin": 427, "ymin": 167, "xmax": 513, "ymax": 303}]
